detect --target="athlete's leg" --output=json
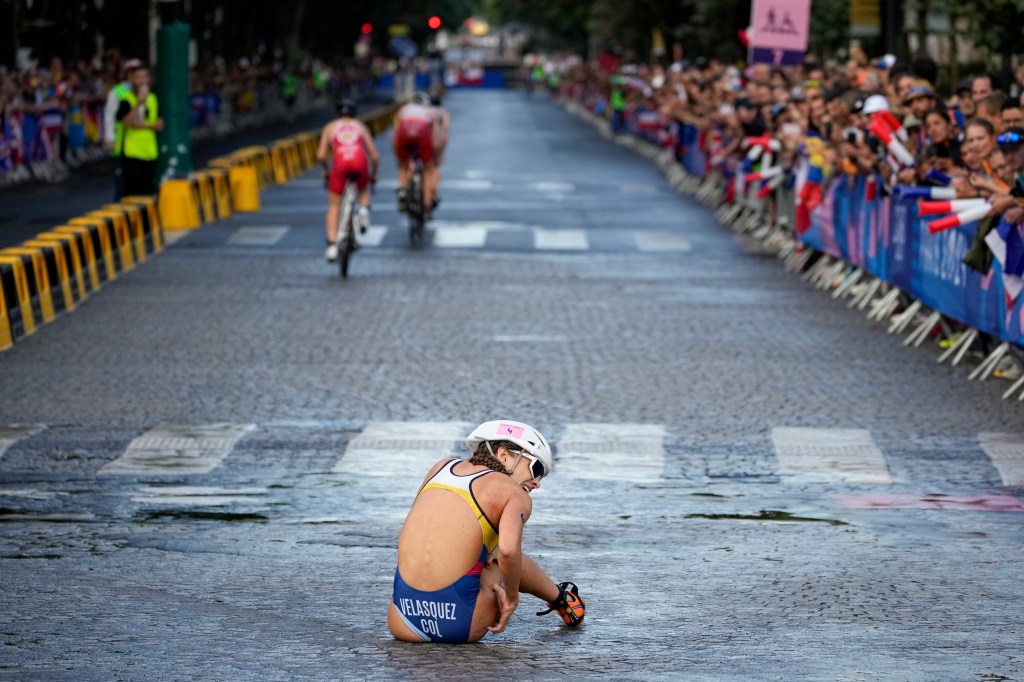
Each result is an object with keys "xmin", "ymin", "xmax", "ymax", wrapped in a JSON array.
[
  {"xmin": 325, "ymin": 190, "xmax": 341, "ymax": 243},
  {"xmin": 357, "ymin": 180, "xmax": 372, "ymax": 232},
  {"xmin": 466, "ymin": 556, "xmax": 503, "ymax": 641},
  {"xmin": 519, "ymin": 553, "xmax": 561, "ymax": 602},
  {"xmin": 423, "ymin": 161, "xmax": 437, "ymax": 210},
  {"xmin": 388, "ymin": 600, "xmax": 426, "ymax": 643}
]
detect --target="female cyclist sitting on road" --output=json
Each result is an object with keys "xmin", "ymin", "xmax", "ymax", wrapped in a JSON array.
[{"xmin": 388, "ymin": 420, "xmax": 585, "ymax": 643}]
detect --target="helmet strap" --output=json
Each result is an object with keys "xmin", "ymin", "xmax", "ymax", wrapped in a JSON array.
[{"xmin": 485, "ymin": 442, "xmax": 515, "ymax": 476}]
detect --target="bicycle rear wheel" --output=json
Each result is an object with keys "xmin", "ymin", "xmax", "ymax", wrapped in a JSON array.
[
  {"xmin": 408, "ymin": 171, "xmax": 424, "ymax": 246},
  {"xmin": 338, "ymin": 190, "xmax": 357, "ymax": 278},
  {"xmin": 338, "ymin": 235, "xmax": 351, "ymax": 278}
]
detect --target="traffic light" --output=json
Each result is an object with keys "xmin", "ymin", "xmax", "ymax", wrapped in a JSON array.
[
  {"xmin": 361, "ymin": 22, "xmax": 372, "ymax": 34},
  {"xmin": 428, "ymin": 15, "xmax": 441, "ymax": 30}
]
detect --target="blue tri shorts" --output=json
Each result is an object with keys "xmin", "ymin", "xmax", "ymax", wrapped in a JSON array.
[{"xmin": 392, "ymin": 546, "xmax": 487, "ymax": 643}]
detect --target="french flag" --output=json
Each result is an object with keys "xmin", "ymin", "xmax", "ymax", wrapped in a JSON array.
[{"xmin": 984, "ymin": 219, "xmax": 1024, "ymax": 303}]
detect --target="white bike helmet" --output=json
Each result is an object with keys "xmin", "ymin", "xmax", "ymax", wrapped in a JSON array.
[{"xmin": 466, "ymin": 420, "xmax": 553, "ymax": 477}]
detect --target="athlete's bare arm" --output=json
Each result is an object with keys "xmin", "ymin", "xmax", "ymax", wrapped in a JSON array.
[
  {"xmin": 488, "ymin": 490, "xmax": 532, "ymax": 634},
  {"xmin": 316, "ymin": 121, "xmax": 334, "ymax": 170},
  {"xmin": 358, "ymin": 120, "xmax": 380, "ymax": 175}
]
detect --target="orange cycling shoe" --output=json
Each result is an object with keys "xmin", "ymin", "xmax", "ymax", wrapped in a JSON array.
[{"xmin": 536, "ymin": 581, "xmax": 585, "ymax": 627}]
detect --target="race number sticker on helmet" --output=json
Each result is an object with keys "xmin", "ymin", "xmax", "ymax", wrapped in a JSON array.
[{"xmin": 498, "ymin": 423, "xmax": 524, "ymax": 438}]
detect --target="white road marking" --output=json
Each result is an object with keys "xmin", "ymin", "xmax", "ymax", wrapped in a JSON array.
[
  {"xmin": 333, "ymin": 421, "xmax": 471, "ymax": 476},
  {"xmin": 555, "ymin": 423, "xmax": 667, "ymax": 481},
  {"xmin": 978, "ymin": 432, "xmax": 1024, "ymax": 487},
  {"xmin": 492, "ymin": 334, "xmax": 568, "ymax": 343},
  {"xmin": 358, "ymin": 225, "xmax": 388, "ymax": 247},
  {"xmin": 0, "ymin": 488, "xmax": 62, "ymax": 500},
  {"xmin": 228, "ymin": 226, "xmax": 289, "ymax": 245},
  {"xmin": 131, "ymin": 485, "xmax": 269, "ymax": 506},
  {"xmin": 432, "ymin": 226, "xmax": 488, "ymax": 248},
  {"xmin": 771, "ymin": 427, "xmax": 891, "ymax": 483},
  {"xmin": 533, "ymin": 181, "xmax": 575, "ymax": 193},
  {"xmin": 534, "ymin": 228, "xmax": 588, "ymax": 250},
  {"xmin": 0, "ymin": 425, "xmax": 43, "ymax": 460},
  {"xmin": 634, "ymin": 230, "xmax": 692, "ymax": 252},
  {"xmin": 100, "ymin": 423, "xmax": 256, "ymax": 475}
]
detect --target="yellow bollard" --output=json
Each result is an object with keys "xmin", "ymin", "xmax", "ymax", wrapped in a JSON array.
[
  {"xmin": 206, "ymin": 168, "xmax": 232, "ymax": 219},
  {"xmin": 0, "ymin": 261, "xmax": 19, "ymax": 349},
  {"xmin": 229, "ymin": 165, "xmax": 261, "ymax": 212},
  {"xmin": 119, "ymin": 196, "xmax": 164, "ymax": 254},
  {"xmin": 158, "ymin": 178, "xmax": 202, "ymax": 229},
  {"xmin": 23, "ymin": 240, "xmax": 75, "ymax": 313},
  {"xmin": 191, "ymin": 173, "xmax": 217, "ymax": 223},
  {"xmin": 0, "ymin": 248, "xmax": 53, "ymax": 325},
  {"xmin": 34, "ymin": 231, "xmax": 91, "ymax": 301},
  {"xmin": 55, "ymin": 224, "xmax": 109, "ymax": 285}
]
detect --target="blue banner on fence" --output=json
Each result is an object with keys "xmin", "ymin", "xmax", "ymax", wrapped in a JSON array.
[
  {"xmin": 799, "ymin": 176, "xmax": 1024, "ymax": 346},
  {"xmin": 679, "ymin": 124, "xmax": 707, "ymax": 177}
]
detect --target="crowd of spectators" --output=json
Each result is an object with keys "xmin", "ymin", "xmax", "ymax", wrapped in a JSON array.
[
  {"xmin": 0, "ymin": 49, "xmax": 369, "ymax": 186},
  {"xmin": 556, "ymin": 48, "xmax": 1024, "ymax": 228}
]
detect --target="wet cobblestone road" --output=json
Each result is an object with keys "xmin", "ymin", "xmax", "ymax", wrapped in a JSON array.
[{"xmin": 1, "ymin": 91, "xmax": 1022, "ymax": 681}]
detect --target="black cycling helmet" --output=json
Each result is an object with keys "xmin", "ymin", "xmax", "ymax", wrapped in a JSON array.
[
  {"xmin": 430, "ymin": 92, "xmax": 442, "ymax": 107},
  {"xmin": 336, "ymin": 98, "xmax": 357, "ymax": 117}
]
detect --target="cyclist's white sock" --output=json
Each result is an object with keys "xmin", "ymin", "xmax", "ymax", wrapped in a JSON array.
[{"xmin": 358, "ymin": 205, "xmax": 370, "ymax": 228}]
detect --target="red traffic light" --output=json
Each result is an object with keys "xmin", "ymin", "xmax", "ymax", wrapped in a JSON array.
[
  {"xmin": 428, "ymin": 15, "xmax": 441, "ymax": 30},
  {"xmin": 361, "ymin": 23, "xmax": 372, "ymax": 34}
]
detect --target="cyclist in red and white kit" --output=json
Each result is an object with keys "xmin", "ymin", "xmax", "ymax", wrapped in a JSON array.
[
  {"xmin": 393, "ymin": 92, "xmax": 440, "ymax": 217},
  {"xmin": 317, "ymin": 99, "xmax": 379, "ymax": 261}
]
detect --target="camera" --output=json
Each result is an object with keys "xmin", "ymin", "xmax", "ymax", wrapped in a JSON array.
[{"xmin": 843, "ymin": 126, "xmax": 864, "ymax": 145}]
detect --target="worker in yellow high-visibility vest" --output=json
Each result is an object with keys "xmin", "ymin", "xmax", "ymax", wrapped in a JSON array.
[{"xmin": 116, "ymin": 63, "xmax": 163, "ymax": 196}]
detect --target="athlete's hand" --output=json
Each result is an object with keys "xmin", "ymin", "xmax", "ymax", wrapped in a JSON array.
[{"xmin": 487, "ymin": 582, "xmax": 519, "ymax": 634}]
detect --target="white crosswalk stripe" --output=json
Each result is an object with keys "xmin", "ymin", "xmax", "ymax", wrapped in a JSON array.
[
  {"xmin": 554, "ymin": 423, "xmax": 667, "ymax": 481},
  {"xmin": 978, "ymin": 432, "xmax": 1024, "ymax": 487},
  {"xmin": 0, "ymin": 425, "xmax": 43, "ymax": 461},
  {"xmin": 534, "ymin": 228, "xmax": 588, "ymax": 250},
  {"xmin": 99, "ymin": 423, "xmax": 256, "ymax": 475},
  {"xmin": 215, "ymin": 223, "xmax": 695, "ymax": 253},
  {"xmin": 333, "ymin": 421, "xmax": 471, "ymax": 476},
  {"xmin": 6, "ymin": 422, "xmax": 1024, "ymax": 492},
  {"xmin": 771, "ymin": 427, "xmax": 892, "ymax": 483},
  {"xmin": 228, "ymin": 226, "xmax": 289, "ymax": 245}
]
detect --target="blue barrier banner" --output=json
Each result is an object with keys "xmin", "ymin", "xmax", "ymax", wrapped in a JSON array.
[
  {"xmin": 680, "ymin": 124, "xmax": 707, "ymax": 177},
  {"xmin": 799, "ymin": 177, "xmax": 1024, "ymax": 346}
]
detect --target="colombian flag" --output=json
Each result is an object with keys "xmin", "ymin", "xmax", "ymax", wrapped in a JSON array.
[{"xmin": 795, "ymin": 139, "xmax": 827, "ymax": 235}]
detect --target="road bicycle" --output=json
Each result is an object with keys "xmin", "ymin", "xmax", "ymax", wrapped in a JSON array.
[
  {"xmin": 403, "ymin": 146, "xmax": 426, "ymax": 246},
  {"xmin": 334, "ymin": 172, "xmax": 361, "ymax": 279}
]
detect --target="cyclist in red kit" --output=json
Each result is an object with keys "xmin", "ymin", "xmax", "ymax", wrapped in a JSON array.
[
  {"xmin": 317, "ymin": 99, "xmax": 379, "ymax": 261},
  {"xmin": 393, "ymin": 92, "xmax": 439, "ymax": 216}
]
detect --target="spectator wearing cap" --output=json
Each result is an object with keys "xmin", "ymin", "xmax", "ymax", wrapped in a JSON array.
[
  {"xmin": 903, "ymin": 80, "xmax": 937, "ymax": 154},
  {"xmin": 985, "ymin": 127, "xmax": 1024, "ymax": 223},
  {"xmin": 999, "ymin": 126, "xmax": 1024, "ymax": 175}
]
